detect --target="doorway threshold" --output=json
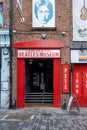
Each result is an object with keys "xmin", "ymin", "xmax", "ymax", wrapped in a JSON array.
[{"xmin": 25, "ymin": 103, "xmax": 53, "ymax": 108}]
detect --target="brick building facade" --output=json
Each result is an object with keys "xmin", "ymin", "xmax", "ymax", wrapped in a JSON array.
[
  {"xmin": 1, "ymin": 0, "xmax": 87, "ymax": 109},
  {"xmin": 11, "ymin": 0, "xmax": 72, "ymax": 108}
]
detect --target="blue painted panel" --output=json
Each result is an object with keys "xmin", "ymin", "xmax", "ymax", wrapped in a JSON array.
[
  {"xmin": 1, "ymin": 48, "xmax": 10, "ymax": 109},
  {"xmin": 0, "ymin": 35, "xmax": 10, "ymax": 47},
  {"xmin": 1, "ymin": 48, "xmax": 10, "ymax": 81},
  {"xmin": 0, "ymin": 3, "xmax": 3, "ymax": 27},
  {"xmin": 1, "ymin": 91, "xmax": 10, "ymax": 109}
]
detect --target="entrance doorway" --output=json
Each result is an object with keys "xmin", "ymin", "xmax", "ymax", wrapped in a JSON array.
[
  {"xmin": 25, "ymin": 59, "xmax": 53, "ymax": 104},
  {"xmin": 17, "ymin": 58, "xmax": 61, "ymax": 108},
  {"xmin": 14, "ymin": 40, "xmax": 63, "ymax": 108}
]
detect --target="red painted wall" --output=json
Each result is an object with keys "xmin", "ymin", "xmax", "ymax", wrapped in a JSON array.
[{"xmin": 72, "ymin": 64, "xmax": 87, "ymax": 107}]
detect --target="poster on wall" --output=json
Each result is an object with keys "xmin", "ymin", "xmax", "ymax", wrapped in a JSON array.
[
  {"xmin": 73, "ymin": 0, "xmax": 87, "ymax": 41},
  {"xmin": 32, "ymin": 0, "xmax": 55, "ymax": 28},
  {"xmin": 0, "ymin": 4, "xmax": 3, "ymax": 27},
  {"xmin": 71, "ymin": 50, "xmax": 87, "ymax": 63}
]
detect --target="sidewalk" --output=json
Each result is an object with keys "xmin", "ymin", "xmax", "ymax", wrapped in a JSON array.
[{"xmin": 0, "ymin": 107, "xmax": 87, "ymax": 130}]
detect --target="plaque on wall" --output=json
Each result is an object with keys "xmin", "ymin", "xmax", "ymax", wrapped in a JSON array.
[{"xmin": 1, "ymin": 81, "xmax": 9, "ymax": 91}]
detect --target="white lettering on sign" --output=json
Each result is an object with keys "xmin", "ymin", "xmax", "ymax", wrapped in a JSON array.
[
  {"xmin": 76, "ymin": 84, "xmax": 79, "ymax": 88},
  {"xmin": 62, "ymin": 64, "xmax": 69, "ymax": 93},
  {"xmin": 86, "ymin": 73, "xmax": 87, "ymax": 77},
  {"xmin": 64, "ymin": 68, "xmax": 68, "ymax": 73},
  {"xmin": 74, "ymin": 72, "xmax": 82, "ymax": 96},
  {"xmin": 17, "ymin": 49, "xmax": 60, "ymax": 58},
  {"xmin": 76, "ymin": 89, "xmax": 79, "ymax": 94}
]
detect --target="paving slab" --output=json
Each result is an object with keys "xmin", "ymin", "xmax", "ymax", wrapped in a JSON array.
[{"xmin": 0, "ymin": 107, "xmax": 87, "ymax": 130}]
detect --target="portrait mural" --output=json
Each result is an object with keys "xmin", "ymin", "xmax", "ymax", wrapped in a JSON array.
[
  {"xmin": 32, "ymin": 0, "xmax": 55, "ymax": 27},
  {"xmin": 73, "ymin": 0, "xmax": 87, "ymax": 41},
  {"xmin": 0, "ymin": 3, "xmax": 3, "ymax": 27}
]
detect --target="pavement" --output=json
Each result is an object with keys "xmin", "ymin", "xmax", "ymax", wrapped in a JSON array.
[{"xmin": 0, "ymin": 107, "xmax": 87, "ymax": 130}]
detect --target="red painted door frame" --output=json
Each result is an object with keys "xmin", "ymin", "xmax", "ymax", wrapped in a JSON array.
[
  {"xmin": 14, "ymin": 40, "xmax": 64, "ymax": 108},
  {"xmin": 17, "ymin": 58, "xmax": 61, "ymax": 108},
  {"xmin": 53, "ymin": 59, "xmax": 61, "ymax": 107},
  {"xmin": 17, "ymin": 59, "xmax": 25, "ymax": 108}
]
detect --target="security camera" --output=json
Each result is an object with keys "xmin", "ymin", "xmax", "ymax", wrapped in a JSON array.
[
  {"xmin": 41, "ymin": 33, "xmax": 47, "ymax": 39},
  {"xmin": 61, "ymin": 31, "xmax": 66, "ymax": 35}
]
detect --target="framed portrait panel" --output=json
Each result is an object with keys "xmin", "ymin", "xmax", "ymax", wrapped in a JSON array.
[
  {"xmin": 32, "ymin": 0, "xmax": 55, "ymax": 28},
  {"xmin": 73, "ymin": 0, "xmax": 87, "ymax": 41}
]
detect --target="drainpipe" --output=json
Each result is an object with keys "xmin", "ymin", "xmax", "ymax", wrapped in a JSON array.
[
  {"xmin": 9, "ymin": 0, "xmax": 13, "ymax": 108},
  {"xmin": 0, "ymin": 49, "xmax": 1, "ymax": 108}
]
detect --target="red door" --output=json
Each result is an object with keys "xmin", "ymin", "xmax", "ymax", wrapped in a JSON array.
[{"xmin": 72, "ymin": 64, "xmax": 87, "ymax": 107}]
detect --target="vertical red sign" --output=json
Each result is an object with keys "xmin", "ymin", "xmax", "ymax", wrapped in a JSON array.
[
  {"xmin": 73, "ymin": 72, "xmax": 82, "ymax": 96},
  {"xmin": 62, "ymin": 64, "xmax": 69, "ymax": 93},
  {"xmin": 83, "ymin": 72, "xmax": 87, "ymax": 97}
]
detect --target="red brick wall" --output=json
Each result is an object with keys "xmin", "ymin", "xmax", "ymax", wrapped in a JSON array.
[{"xmin": 12, "ymin": 0, "xmax": 72, "ymax": 42}]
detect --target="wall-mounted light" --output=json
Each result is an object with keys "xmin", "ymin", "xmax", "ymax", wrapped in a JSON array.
[
  {"xmin": 13, "ymin": 30, "xmax": 17, "ymax": 33},
  {"xmin": 41, "ymin": 33, "xmax": 47, "ymax": 39},
  {"xmin": 61, "ymin": 31, "xmax": 66, "ymax": 35},
  {"xmin": 21, "ymin": 17, "xmax": 25, "ymax": 23}
]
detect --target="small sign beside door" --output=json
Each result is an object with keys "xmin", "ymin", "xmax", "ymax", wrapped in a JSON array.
[
  {"xmin": 62, "ymin": 64, "xmax": 69, "ymax": 93},
  {"xmin": 1, "ymin": 81, "xmax": 9, "ymax": 91}
]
